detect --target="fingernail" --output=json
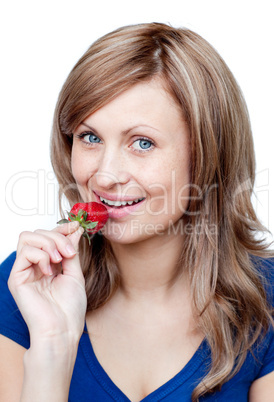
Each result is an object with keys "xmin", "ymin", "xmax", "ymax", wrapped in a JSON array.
[
  {"xmin": 54, "ymin": 249, "xmax": 62, "ymax": 262},
  {"xmin": 69, "ymin": 221, "xmax": 79, "ymax": 227},
  {"xmin": 47, "ymin": 265, "xmax": 53, "ymax": 275},
  {"xmin": 66, "ymin": 244, "xmax": 76, "ymax": 256},
  {"xmin": 68, "ymin": 221, "xmax": 80, "ymax": 234}
]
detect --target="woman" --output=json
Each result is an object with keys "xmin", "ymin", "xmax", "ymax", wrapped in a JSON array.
[{"xmin": 0, "ymin": 22, "xmax": 273, "ymax": 401}]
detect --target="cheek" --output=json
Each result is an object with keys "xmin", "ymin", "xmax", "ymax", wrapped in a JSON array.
[
  {"xmin": 71, "ymin": 151, "xmax": 85, "ymax": 189},
  {"xmin": 175, "ymin": 177, "xmax": 190, "ymax": 215},
  {"xmin": 166, "ymin": 156, "xmax": 191, "ymax": 216},
  {"xmin": 71, "ymin": 147, "xmax": 96, "ymax": 197},
  {"xmin": 71, "ymin": 145, "xmax": 79, "ymax": 178},
  {"xmin": 144, "ymin": 161, "xmax": 190, "ymax": 217}
]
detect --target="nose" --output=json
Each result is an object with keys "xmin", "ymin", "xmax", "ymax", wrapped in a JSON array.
[{"xmin": 95, "ymin": 147, "xmax": 131, "ymax": 189}]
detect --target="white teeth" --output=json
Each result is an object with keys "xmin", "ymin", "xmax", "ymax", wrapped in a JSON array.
[
  {"xmin": 99, "ymin": 196, "xmax": 144, "ymax": 207},
  {"xmin": 107, "ymin": 200, "xmax": 115, "ymax": 206}
]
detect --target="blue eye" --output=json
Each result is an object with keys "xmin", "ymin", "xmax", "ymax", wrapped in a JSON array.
[
  {"xmin": 76, "ymin": 132, "xmax": 102, "ymax": 145},
  {"xmin": 85, "ymin": 134, "xmax": 101, "ymax": 143},
  {"xmin": 139, "ymin": 139, "xmax": 152, "ymax": 149},
  {"xmin": 132, "ymin": 138, "xmax": 154, "ymax": 151}
]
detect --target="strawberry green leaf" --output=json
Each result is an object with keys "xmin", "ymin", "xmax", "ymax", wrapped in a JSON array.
[
  {"xmin": 57, "ymin": 219, "xmax": 70, "ymax": 224},
  {"xmin": 77, "ymin": 209, "xmax": 85, "ymax": 219},
  {"xmin": 68, "ymin": 212, "xmax": 76, "ymax": 220},
  {"xmin": 85, "ymin": 221, "xmax": 98, "ymax": 229}
]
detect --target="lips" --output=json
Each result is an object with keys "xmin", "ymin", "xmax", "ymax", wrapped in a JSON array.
[{"xmin": 93, "ymin": 191, "xmax": 145, "ymax": 219}]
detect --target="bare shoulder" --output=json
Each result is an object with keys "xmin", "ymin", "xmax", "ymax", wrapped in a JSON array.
[
  {"xmin": 0, "ymin": 334, "xmax": 25, "ymax": 401},
  {"xmin": 249, "ymin": 371, "xmax": 274, "ymax": 402}
]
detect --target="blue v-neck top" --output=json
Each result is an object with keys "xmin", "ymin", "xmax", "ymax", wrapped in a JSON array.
[{"xmin": 1, "ymin": 252, "xmax": 274, "ymax": 401}]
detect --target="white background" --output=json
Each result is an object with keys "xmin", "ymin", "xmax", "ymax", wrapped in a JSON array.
[{"xmin": 1, "ymin": 0, "xmax": 273, "ymax": 262}]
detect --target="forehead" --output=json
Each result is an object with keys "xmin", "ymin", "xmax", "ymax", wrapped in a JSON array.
[{"xmin": 82, "ymin": 77, "xmax": 185, "ymax": 131}]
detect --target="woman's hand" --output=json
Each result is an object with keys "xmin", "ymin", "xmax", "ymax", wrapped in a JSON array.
[{"xmin": 8, "ymin": 221, "xmax": 87, "ymax": 342}]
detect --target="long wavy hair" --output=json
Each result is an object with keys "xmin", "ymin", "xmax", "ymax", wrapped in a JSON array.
[{"xmin": 51, "ymin": 22, "xmax": 273, "ymax": 400}]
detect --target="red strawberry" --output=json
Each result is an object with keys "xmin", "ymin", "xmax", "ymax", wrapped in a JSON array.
[{"xmin": 58, "ymin": 202, "xmax": 108, "ymax": 244}]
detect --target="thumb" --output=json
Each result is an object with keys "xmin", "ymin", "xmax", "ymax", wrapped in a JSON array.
[{"xmin": 61, "ymin": 226, "xmax": 84, "ymax": 281}]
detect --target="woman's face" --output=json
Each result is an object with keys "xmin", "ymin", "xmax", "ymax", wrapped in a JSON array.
[{"xmin": 71, "ymin": 77, "xmax": 191, "ymax": 244}]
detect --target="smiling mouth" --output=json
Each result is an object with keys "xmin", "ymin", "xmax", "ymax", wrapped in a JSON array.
[{"xmin": 99, "ymin": 196, "xmax": 145, "ymax": 208}]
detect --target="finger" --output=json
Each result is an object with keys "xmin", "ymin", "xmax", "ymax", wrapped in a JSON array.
[
  {"xmin": 61, "ymin": 227, "xmax": 84, "ymax": 281},
  {"xmin": 17, "ymin": 231, "xmax": 63, "ymax": 264},
  {"xmin": 10, "ymin": 246, "xmax": 52, "ymax": 283},
  {"xmin": 53, "ymin": 221, "xmax": 80, "ymax": 235},
  {"xmin": 17, "ymin": 228, "xmax": 78, "ymax": 262},
  {"xmin": 67, "ymin": 226, "xmax": 84, "ymax": 252}
]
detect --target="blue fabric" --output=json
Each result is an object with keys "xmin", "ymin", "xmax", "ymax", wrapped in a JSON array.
[{"xmin": 0, "ymin": 252, "xmax": 274, "ymax": 401}]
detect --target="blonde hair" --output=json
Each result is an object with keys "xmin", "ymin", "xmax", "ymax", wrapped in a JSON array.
[{"xmin": 51, "ymin": 23, "xmax": 273, "ymax": 400}]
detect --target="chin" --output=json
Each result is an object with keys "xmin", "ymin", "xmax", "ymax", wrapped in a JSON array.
[
  {"xmin": 101, "ymin": 219, "xmax": 168, "ymax": 246},
  {"xmin": 101, "ymin": 226, "xmax": 141, "ymax": 245}
]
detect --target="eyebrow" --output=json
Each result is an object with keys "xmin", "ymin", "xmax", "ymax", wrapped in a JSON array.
[{"xmin": 80, "ymin": 122, "xmax": 161, "ymax": 136}]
